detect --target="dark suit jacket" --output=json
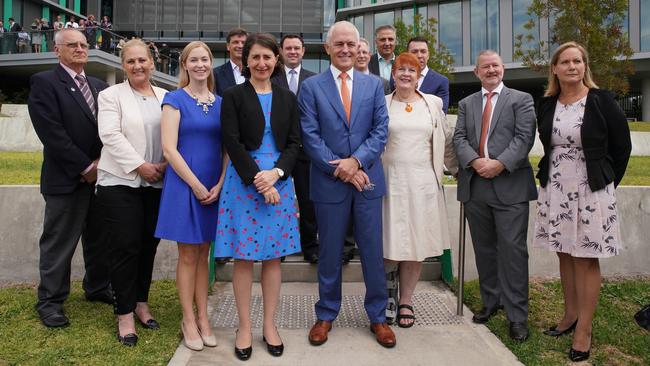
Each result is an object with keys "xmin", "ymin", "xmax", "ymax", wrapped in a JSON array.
[
  {"xmin": 271, "ymin": 66, "xmax": 316, "ymax": 161},
  {"xmin": 537, "ymin": 88, "xmax": 631, "ymax": 191},
  {"xmin": 221, "ymin": 80, "xmax": 301, "ymax": 186},
  {"xmin": 212, "ymin": 60, "xmax": 238, "ymax": 97},
  {"xmin": 271, "ymin": 66, "xmax": 316, "ymax": 95},
  {"xmin": 453, "ymin": 86, "xmax": 538, "ymax": 204},
  {"xmin": 389, "ymin": 69, "xmax": 449, "ymax": 112},
  {"xmin": 368, "ymin": 53, "xmax": 381, "ymax": 76},
  {"xmin": 28, "ymin": 64, "xmax": 107, "ymax": 195},
  {"xmin": 9, "ymin": 23, "xmax": 20, "ymax": 32}
]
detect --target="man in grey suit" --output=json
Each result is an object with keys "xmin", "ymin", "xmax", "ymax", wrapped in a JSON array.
[{"xmin": 453, "ymin": 50, "xmax": 537, "ymax": 341}]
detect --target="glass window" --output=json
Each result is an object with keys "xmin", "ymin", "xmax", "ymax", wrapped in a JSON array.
[
  {"xmin": 350, "ymin": 15, "xmax": 363, "ymax": 37},
  {"xmin": 640, "ymin": 3, "xmax": 650, "ymax": 51},
  {"xmin": 417, "ymin": 4, "xmax": 427, "ymax": 21},
  {"xmin": 402, "ymin": 7, "xmax": 414, "ymax": 29},
  {"xmin": 439, "ymin": 2, "xmax": 463, "ymax": 66},
  {"xmin": 374, "ymin": 11, "xmax": 394, "ymax": 29},
  {"xmin": 470, "ymin": 0, "xmax": 499, "ymax": 62},
  {"xmin": 512, "ymin": 0, "xmax": 538, "ymax": 59}
]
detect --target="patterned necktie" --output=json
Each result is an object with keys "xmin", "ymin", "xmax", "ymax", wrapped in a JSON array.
[
  {"xmin": 75, "ymin": 74, "xmax": 96, "ymax": 119},
  {"xmin": 339, "ymin": 72, "xmax": 351, "ymax": 123},
  {"xmin": 289, "ymin": 69, "xmax": 298, "ymax": 95},
  {"xmin": 479, "ymin": 91, "xmax": 495, "ymax": 158}
]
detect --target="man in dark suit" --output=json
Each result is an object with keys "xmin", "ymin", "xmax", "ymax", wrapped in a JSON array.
[
  {"xmin": 28, "ymin": 28, "xmax": 111, "ymax": 328},
  {"xmin": 213, "ymin": 27, "xmax": 247, "ymax": 96},
  {"xmin": 368, "ymin": 24, "xmax": 396, "ymax": 82},
  {"xmin": 8, "ymin": 17, "xmax": 20, "ymax": 54},
  {"xmin": 453, "ymin": 50, "xmax": 537, "ymax": 341},
  {"xmin": 300, "ymin": 21, "xmax": 395, "ymax": 348},
  {"xmin": 408, "ymin": 36, "xmax": 450, "ymax": 113},
  {"xmin": 271, "ymin": 34, "xmax": 319, "ymax": 263}
]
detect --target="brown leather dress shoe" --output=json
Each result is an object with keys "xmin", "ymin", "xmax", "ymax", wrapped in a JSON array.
[
  {"xmin": 308, "ymin": 320, "xmax": 332, "ymax": 346},
  {"xmin": 370, "ymin": 322, "xmax": 396, "ymax": 348}
]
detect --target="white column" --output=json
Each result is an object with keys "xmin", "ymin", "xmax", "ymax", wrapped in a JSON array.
[
  {"xmin": 106, "ymin": 69, "xmax": 116, "ymax": 86},
  {"xmin": 643, "ymin": 78, "xmax": 650, "ymax": 121}
]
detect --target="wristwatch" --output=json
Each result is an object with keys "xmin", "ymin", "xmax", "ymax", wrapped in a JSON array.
[{"xmin": 275, "ymin": 168, "xmax": 285, "ymax": 178}]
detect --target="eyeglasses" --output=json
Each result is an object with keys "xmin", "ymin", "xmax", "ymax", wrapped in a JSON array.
[{"xmin": 57, "ymin": 42, "xmax": 90, "ymax": 50}]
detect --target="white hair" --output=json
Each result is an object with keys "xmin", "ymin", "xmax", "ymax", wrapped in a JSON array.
[
  {"xmin": 326, "ymin": 21, "xmax": 360, "ymax": 45},
  {"xmin": 359, "ymin": 37, "xmax": 370, "ymax": 47},
  {"xmin": 54, "ymin": 28, "xmax": 85, "ymax": 44}
]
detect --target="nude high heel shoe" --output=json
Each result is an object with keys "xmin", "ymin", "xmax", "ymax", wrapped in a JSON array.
[{"xmin": 181, "ymin": 321, "xmax": 204, "ymax": 351}]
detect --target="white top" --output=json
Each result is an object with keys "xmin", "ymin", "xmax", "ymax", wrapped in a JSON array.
[
  {"xmin": 97, "ymin": 89, "xmax": 163, "ymax": 188},
  {"xmin": 480, "ymin": 82, "xmax": 505, "ymax": 158},
  {"xmin": 329, "ymin": 65, "xmax": 354, "ymax": 105},
  {"xmin": 64, "ymin": 21, "xmax": 79, "ymax": 28},
  {"xmin": 417, "ymin": 65, "xmax": 430, "ymax": 90},
  {"xmin": 230, "ymin": 60, "xmax": 245, "ymax": 85}
]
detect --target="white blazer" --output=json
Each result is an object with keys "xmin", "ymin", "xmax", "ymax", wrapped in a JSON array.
[
  {"xmin": 97, "ymin": 80, "xmax": 167, "ymax": 180},
  {"xmin": 385, "ymin": 91, "xmax": 458, "ymax": 187}
]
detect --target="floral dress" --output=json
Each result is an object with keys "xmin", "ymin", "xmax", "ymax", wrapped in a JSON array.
[{"xmin": 533, "ymin": 96, "xmax": 621, "ymax": 258}]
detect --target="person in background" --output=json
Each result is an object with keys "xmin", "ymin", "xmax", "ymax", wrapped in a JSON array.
[
  {"xmin": 156, "ymin": 41, "xmax": 226, "ymax": 352},
  {"xmin": 368, "ymin": 24, "xmax": 396, "ymax": 84},
  {"xmin": 31, "ymin": 18, "xmax": 43, "ymax": 53},
  {"xmin": 533, "ymin": 41, "xmax": 631, "ymax": 362},
  {"xmin": 96, "ymin": 39, "xmax": 168, "ymax": 346},
  {"xmin": 100, "ymin": 16, "xmax": 113, "ymax": 52},
  {"xmin": 85, "ymin": 15, "xmax": 97, "ymax": 49},
  {"xmin": 215, "ymin": 33, "xmax": 301, "ymax": 361},
  {"xmin": 213, "ymin": 27, "xmax": 247, "ymax": 96},
  {"xmin": 65, "ymin": 16, "xmax": 79, "ymax": 29},
  {"xmin": 406, "ymin": 36, "xmax": 450, "ymax": 113}
]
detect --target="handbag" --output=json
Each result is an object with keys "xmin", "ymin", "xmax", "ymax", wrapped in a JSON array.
[{"xmin": 634, "ymin": 304, "xmax": 650, "ymax": 331}]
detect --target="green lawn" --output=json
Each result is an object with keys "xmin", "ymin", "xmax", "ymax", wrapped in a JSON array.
[
  {"xmin": 528, "ymin": 156, "xmax": 650, "ymax": 186},
  {"xmin": 0, "ymin": 281, "xmax": 182, "ymax": 365},
  {"xmin": 628, "ymin": 122, "xmax": 650, "ymax": 132},
  {"xmin": 463, "ymin": 278, "xmax": 650, "ymax": 366}
]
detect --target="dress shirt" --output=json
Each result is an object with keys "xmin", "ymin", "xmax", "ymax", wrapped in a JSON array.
[
  {"xmin": 377, "ymin": 53, "xmax": 395, "ymax": 80},
  {"xmin": 284, "ymin": 64, "xmax": 302, "ymax": 85},
  {"xmin": 417, "ymin": 65, "xmax": 430, "ymax": 90},
  {"xmin": 480, "ymin": 82, "xmax": 504, "ymax": 158},
  {"xmin": 230, "ymin": 60, "xmax": 245, "ymax": 85},
  {"xmin": 330, "ymin": 65, "xmax": 355, "ymax": 106}
]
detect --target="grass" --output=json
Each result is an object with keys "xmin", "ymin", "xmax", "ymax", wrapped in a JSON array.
[
  {"xmin": 463, "ymin": 278, "xmax": 650, "ymax": 366},
  {"xmin": 0, "ymin": 281, "xmax": 182, "ymax": 365},
  {"xmin": 0, "ymin": 152, "xmax": 42, "ymax": 185},
  {"xmin": 628, "ymin": 122, "xmax": 650, "ymax": 132},
  {"xmin": 528, "ymin": 156, "xmax": 650, "ymax": 186}
]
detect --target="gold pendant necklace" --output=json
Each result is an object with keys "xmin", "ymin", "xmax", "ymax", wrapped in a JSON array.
[
  {"xmin": 404, "ymin": 103, "xmax": 413, "ymax": 112},
  {"xmin": 187, "ymin": 86, "xmax": 214, "ymax": 114}
]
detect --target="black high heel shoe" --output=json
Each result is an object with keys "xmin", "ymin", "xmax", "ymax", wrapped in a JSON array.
[
  {"xmin": 262, "ymin": 335, "xmax": 284, "ymax": 357},
  {"xmin": 568, "ymin": 336, "xmax": 591, "ymax": 362},
  {"xmin": 543, "ymin": 319, "xmax": 577, "ymax": 337},
  {"xmin": 234, "ymin": 329, "xmax": 252, "ymax": 361}
]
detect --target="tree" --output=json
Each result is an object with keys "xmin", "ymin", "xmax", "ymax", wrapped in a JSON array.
[
  {"xmin": 514, "ymin": 0, "xmax": 634, "ymax": 95},
  {"xmin": 394, "ymin": 14, "xmax": 455, "ymax": 78}
]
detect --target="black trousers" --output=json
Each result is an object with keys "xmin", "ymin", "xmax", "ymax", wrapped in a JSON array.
[
  {"xmin": 293, "ymin": 158, "xmax": 319, "ymax": 256},
  {"xmin": 97, "ymin": 185, "xmax": 161, "ymax": 315},
  {"xmin": 36, "ymin": 184, "xmax": 111, "ymax": 317}
]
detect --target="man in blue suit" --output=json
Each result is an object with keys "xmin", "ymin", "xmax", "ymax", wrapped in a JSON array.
[
  {"xmin": 299, "ymin": 21, "xmax": 396, "ymax": 348},
  {"xmin": 212, "ymin": 27, "xmax": 247, "ymax": 97},
  {"xmin": 408, "ymin": 36, "xmax": 450, "ymax": 113}
]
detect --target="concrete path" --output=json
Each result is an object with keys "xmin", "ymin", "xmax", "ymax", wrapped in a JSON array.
[{"xmin": 168, "ymin": 281, "xmax": 522, "ymax": 366}]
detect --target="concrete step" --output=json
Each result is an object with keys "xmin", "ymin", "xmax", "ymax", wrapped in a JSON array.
[{"xmin": 214, "ymin": 254, "xmax": 442, "ymax": 282}]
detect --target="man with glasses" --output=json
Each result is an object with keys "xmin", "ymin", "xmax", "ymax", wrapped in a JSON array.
[{"xmin": 28, "ymin": 28, "xmax": 111, "ymax": 328}]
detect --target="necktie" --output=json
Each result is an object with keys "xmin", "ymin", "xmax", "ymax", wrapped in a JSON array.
[
  {"xmin": 339, "ymin": 72, "xmax": 351, "ymax": 123},
  {"xmin": 479, "ymin": 91, "xmax": 495, "ymax": 158},
  {"xmin": 289, "ymin": 69, "xmax": 298, "ymax": 95},
  {"xmin": 75, "ymin": 75, "xmax": 96, "ymax": 119}
]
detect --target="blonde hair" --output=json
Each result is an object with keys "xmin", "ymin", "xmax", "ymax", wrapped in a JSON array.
[
  {"xmin": 120, "ymin": 38, "xmax": 151, "ymax": 64},
  {"xmin": 545, "ymin": 41, "xmax": 598, "ymax": 97},
  {"xmin": 178, "ymin": 41, "xmax": 215, "ymax": 91}
]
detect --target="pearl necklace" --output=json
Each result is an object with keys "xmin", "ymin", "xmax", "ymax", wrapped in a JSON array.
[{"xmin": 187, "ymin": 86, "xmax": 214, "ymax": 114}]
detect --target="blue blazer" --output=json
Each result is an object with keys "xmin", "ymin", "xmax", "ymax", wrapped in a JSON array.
[
  {"xmin": 212, "ymin": 60, "xmax": 237, "ymax": 97},
  {"xmin": 298, "ymin": 70, "xmax": 389, "ymax": 203}
]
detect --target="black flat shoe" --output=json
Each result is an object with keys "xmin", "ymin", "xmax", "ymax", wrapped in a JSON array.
[
  {"xmin": 509, "ymin": 321, "xmax": 529, "ymax": 342},
  {"xmin": 472, "ymin": 305, "xmax": 503, "ymax": 324},
  {"xmin": 117, "ymin": 332, "xmax": 138, "ymax": 347},
  {"xmin": 543, "ymin": 319, "xmax": 577, "ymax": 337},
  {"xmin": 40, "ymin": 310, "xmax": 70, "ymax": 328},
  {"xmin": 138, "ymin": 318, "xmax": 160, "ymax": 330},
  {"xmin": 234, "ymin": 329, "xmax": 252, "ymax": 361},
  {"xmin": 569, "ymin": 347, "xmax": 590, "ymax": 362},
  {"xmin": 263, "ymin": 336, "xmax": 284, "ymax": 357}
]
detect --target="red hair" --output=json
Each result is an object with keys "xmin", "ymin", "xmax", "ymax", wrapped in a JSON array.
[{"xmin": 391, "ymin": 52, "xmax": 421, "ymax": 75}]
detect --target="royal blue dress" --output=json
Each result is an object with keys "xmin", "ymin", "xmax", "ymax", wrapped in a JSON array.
[
  {"xmin": 214, "ymin": 92, "xmax": 300, "ymax": 260},
  {"xmin": 155, "ymin": 89, "xmax": 222, "ymax": 244}
]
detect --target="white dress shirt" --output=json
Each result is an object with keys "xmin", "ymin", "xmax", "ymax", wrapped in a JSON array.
[
  {"xmin": 330, "ymin": 65, "xmax": 354, "ymax": 105},
  {"xmin": 417, "ymin": 65, "xmax": 430, "ymax": 90},
  {"xmin": 230, "ymin": 60, "xmax": 245, "ymax": 85},
  {"xmin": 480, "ymin": 82, "xmax": 504, "ymax": 158}
]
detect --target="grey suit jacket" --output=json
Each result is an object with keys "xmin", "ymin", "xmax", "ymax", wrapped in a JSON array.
[{"xmin": 453, "ymin": 86, "xmax": 537, "ymax": 205}]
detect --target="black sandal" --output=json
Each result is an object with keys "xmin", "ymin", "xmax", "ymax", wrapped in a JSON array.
[{"xmin": 396, "ymin": 304, "xmax": 415, "ymax": 328}]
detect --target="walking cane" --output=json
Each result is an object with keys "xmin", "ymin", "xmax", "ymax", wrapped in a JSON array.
[{"xmin": 456, "ymin": 202, "xmax": 466, "ymax": 316}]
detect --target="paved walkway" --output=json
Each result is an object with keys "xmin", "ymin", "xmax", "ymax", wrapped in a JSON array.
[{"xmin": 168, "ymin": 281, "xmax": 522, "ymax": 366}]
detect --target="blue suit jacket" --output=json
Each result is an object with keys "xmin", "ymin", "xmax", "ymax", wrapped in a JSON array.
[
  {"xmin": 298, "ymin": 70, "xmax": 389, "ymax": 203},
  {"xmin": 212, "ymin": 60, "xmax": 237, "ymax": 97},
  {"xmin": 389, "ymin": 68, "xmax": 449, "ymax": 113}
]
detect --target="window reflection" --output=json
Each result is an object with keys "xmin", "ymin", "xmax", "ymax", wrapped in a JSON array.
[
  {"xmin": 439, "ymin": 2, "xmax": 463, "ymax": 66},
  {"xmin": 470, "ymin": 0, "xmax": 500, "ymax": 62},
  {"xmin": 512, "ymin": 0, "xmax": 538, "ymax": 60},
  {"xmin": 643, "ymin": 0, "xmax": 650, "ymax": 51}
]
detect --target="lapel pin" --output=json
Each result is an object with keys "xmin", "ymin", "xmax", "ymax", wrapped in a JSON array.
[{"xmin": 71, "ymin": 87, "xmax": 76, "ymax": 92}]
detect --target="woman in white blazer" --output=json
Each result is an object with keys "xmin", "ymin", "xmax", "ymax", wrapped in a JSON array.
[
  {"xmin": 96, "ymin": 38, "xmax": 168, "ymax": 347},
  {"xmin": 382, "ymin": 53, "xmax": 458, "ymax": 327}
]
